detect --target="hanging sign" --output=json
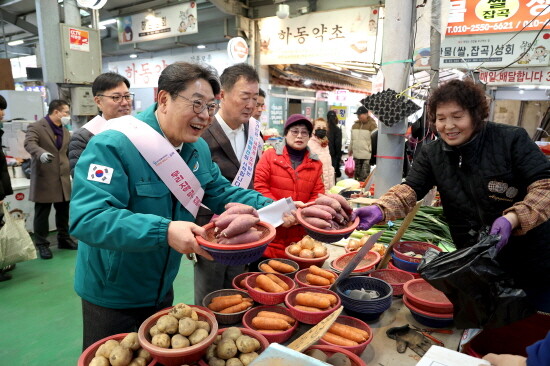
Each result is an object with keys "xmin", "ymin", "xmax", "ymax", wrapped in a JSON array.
[
  {"xmin": 446, "ymin": 0, "xmax": 550, "ymax": 36},
  {"xmin": 117, "ymin": 2, "xmax": 198, "ymax": 44},
  {"xmin": 479, "ymin": 67, "xmax": 550, "ymax": 85},
  {"xmin": 69, "ymin": 28, "xmax": 90, "ymax": 52},
  {"xmin": 227, "ymin": 37, "xmax": 249, "ymax": 63},
  {"xmin": 329, "ymin": 106, "xmax": 348, "ymax": 122}
]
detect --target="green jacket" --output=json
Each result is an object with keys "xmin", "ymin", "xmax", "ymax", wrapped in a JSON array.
[{"xmin": 70, "ymin": 104, "xmax": 272, "ymax": 309}]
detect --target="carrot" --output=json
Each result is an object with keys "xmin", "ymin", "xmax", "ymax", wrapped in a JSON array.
[
  {"xmin": 309, "ymin": 265, "xmax": 336, "ymax": 280},
  {"xmin": 322, "ymin": 332, "xmax": 359, "ymax": 347},
  {"xmin": 211, "ymin": 294, "xmax": 243, "ymax": 303},
  {"xmin": 294, "ymin": 305, "xmax": 323, "ymax": 312},
  {"xmin": 256, "ymin": 329, "xmax": 284, "ymax": 334},
  {"xmin": 254, "ymin": 287, "xmax": 266, "ymax": 292},
  {"xmin": 251, "ymin": 316, "xmax": 291, "ymax": 330},
  {"xmin": 260, "ymin": 263, "xmax": 278, "ymax": 274},
  {"xmin": 219, "ymin": 301, "xmax": 252, "ymax": 313},
  {"xmin": 345, "ymin": 325, "xmax": 369, "ymax": 340},
  {"xmin": 256, "ymin": 274, "xmax": 285, "ymax": 293},
  {"xmin": 240, "ymin": 278, "xmax": 248, "ymax": 288},
  {"xmin": 304, "ymin": 292, "xmax": 337, "ymax": 306},
  {"xmin": 208, "ymin": 297, "xmax": 242, "ymax": 311},
  {"xmin": 257, "ymin": 311, "xmax": 296, "ymax": 325},
  {"xmin": 306, "ymin": 274, "xmax": 331, "ymax": 286},
  {"xmin": 296, "ymin": 293, "xmax": 330, "ymax": 309},
  {"xmin": 266, "ymin": 274, "xmax": 290, "ymax": 291},
  {"xmin": 268, "ymin": 260, "xmax": 296, "ymax": 274},
  {"xmin": 328, "ymin": 323, "xmax": 366, "ymax": 343}
]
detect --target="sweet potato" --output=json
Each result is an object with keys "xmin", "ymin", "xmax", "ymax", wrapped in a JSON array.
[
  {"xmin": 302, "ymin": 217, "xmax": 331, "ymax": 229},
  {"xmin": 213, "ymin": 214, "xmax": 240, "ymax": 230},
  {"xmin": 218, "ymin": 229, "xmax": 262, "ymax": 244},
  {"xmin": 220, "ymin": 215, "xmax": 260, "ymax": 238},
  {"xmin": 224, "ymin": 204, "xmax": 259, "ymax": 217},
  {"xmin": 314, "ymin": 196, "xmax": 342, "ymax": 211},
  {"xmin": 325, "ymin": 193, "xmax": 353, "ymax": 214},
  {"xmin": 302, "ymin": 206, "xmax": 333, "ymax": 220},
  {"xmin": 315, "ymin": 204, "xmax": 338, "ymax": 218}
]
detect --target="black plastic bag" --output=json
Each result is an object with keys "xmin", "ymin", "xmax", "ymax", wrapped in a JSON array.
[{"xmin": 418, "ymin": 232, "xmax": 536, "ymax": 329}]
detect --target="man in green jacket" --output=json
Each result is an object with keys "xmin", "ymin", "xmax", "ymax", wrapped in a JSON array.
[{"xmin": 70, "ymin": 62, "xmax": 273, "ymax": 349}]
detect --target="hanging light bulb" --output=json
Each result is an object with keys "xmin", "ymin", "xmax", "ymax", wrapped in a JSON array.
[{"xmin": 276, "ymin": 4, "xmax": 290, "ymax": 19}]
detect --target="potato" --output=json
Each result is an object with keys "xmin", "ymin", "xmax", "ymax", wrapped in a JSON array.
[
  {"xmin": 251, "ymin": 338, "xmax": 260, "ymax": 351},
  {"xmin": 305, "ymin": 349, "xmax": 328, "ymax": 362},
  {"xmin": 109, "ymin": 345, "xmax": 133, "ymax": 366},
  {"xmin": 189, "ymin": 328, "xmax": 209, "ymax": 345},
  {"xmin": 128, "ymin": 357, "xmax": 147, "ymax": 366},
  {"xmin": 216, "ymin": 339, "xmax": 238, "ymax": 360},
  {"xmin": 196, "ymin": 320, "xmax": 211, "ymax": 332},
  {"xmin": 226, "ymin": 358, "xmax": 244, "ymax": 366},
  {"xmin": 151, "ymin": 334, "xmax": 170, "ymax": 348},
  {"xmin": 135, "ymin": 348, "xmax": 152, "ymax": 362},
  {"xmin": 96, "ymin": 339, "xmax": 119, "ymax": 358},
  {"xmin": 239, "ymin": 351, "xmax": 259, "ymax": 366},
  {"xmin": 235, "ymin": 335, "xmax": 256, "ymax": 353},
  {"xmin": 208, "ymin": 357, "xmax": 225, "ymax": 366},
  {"xmin": 221, "ymin": 327, "xmax": 242, "ymax": 341},
  {"xmin": 171, "ymin": 334, "xmax": 190, "ymax": 349},
  {"xmin": 326, "ymin": 352, "xmax": 352, "ymax": 366},
  {"xmin": 156, "ymin": 314, "xmax": 179, "ymax": 334},
  {"xmin": 191, "ymin": 310, "xmax": 199, "ymax": 321},
  {"xmin": 89, "ymin": 356, "xmax": 110, "ymax": 366},
  {"xmin": 149, "ymin": 325, "xmax": 161, "ymax": 337},
  {"xmin": 179, "ymin": 317, "xmax": 197, "ymax": 336},
  {"xmin": 169, "ymin": 303, "xmax": 193, "ymax": 319},
  {"xmin": 206, "ymin": 344, "xmax": 217, "ymax": 360},
  {"xmin": 214, "ymin": 334, "xmax": 222, "ymax": 344},
  {"xmin": 120, "ymin": 332, "xmax": 140, "ymax": 351}
]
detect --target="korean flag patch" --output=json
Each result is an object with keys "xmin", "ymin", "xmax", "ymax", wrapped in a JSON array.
[{"xmin": 88, "ymin": 164, "xmax": 114, "ymax": 184}]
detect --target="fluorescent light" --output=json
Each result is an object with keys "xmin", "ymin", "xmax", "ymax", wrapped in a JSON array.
[
  {"xmin": 350, "ymin": 71, "xmax": 362, "ymax": 78},
  {"xmin": 99, "ymin": 25, "xmax": 106, "ymax": 30},
  {"xmin": 8, "ymin": 40, "xmax": 24, "ymax": 46},
  {"xmin": 99, "ymin": 19, "xmax": 117, "ymax": 26},
  {"xmin": 79, "ymin": 9, "xmax": 90, "ymax": 17},
  {"xmin": 520, "ymin": 85, "xmax": 538, "ymax": 90},
  {"xmin": 303, "ymin": 80, "xmax": 312, "ymax": 86},
  {"xmin": 197, "ymin": 44, "xmax": 206, "ymax": 49},
  {"xmin": 519, "ymin": 90, "xmax": 525, "ymax": 94},
  {"xmin": 129, "ymin": 54, "xmax": 138, "ymax": 59}
]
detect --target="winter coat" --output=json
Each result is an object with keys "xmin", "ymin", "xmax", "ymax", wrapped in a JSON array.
[
  {"xmin": 0, "ymin": 129, "xmax": 13, "ymax": 200},
  {"xmin": 308, "ymin": 137, "xmax": 335, "ymax": 192},
  {"xmin": 349, "ymin": 118, "xmax": 377, "ymax": 160},
  {"xmin": 254, "ymin": 143, "xmax": 325, "ymax": 258},
  {"xmin": 24, "ymin": 118, "xmax": 71, "ymax": 203},
  {"xmin": 328, "ymin": 124, "xmax": 342, "ymax": 175},
  {"xmin": 69, "ymin": 127, "xmax": 94, "ymax": 178},
  {"xmin": 70, "ymin": 103, "xmax": 272, "ymax": 309}
]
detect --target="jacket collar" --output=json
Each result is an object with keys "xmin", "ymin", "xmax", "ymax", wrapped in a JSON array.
[{"xmin": 275, "ymin": 141, "xmax": 320, "ymax": 161}]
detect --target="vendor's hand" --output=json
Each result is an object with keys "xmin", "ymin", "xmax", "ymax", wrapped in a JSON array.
[
  {"xmin": 482, "ymin": 353, "xmax": 526, "ymax": 366},
  {"xmin": 40, "ymin": 152, "xmax": 54, "ymax": 164},
  {"xmin": 386, "ymin": 325, "xmax": 432, "ymax": 357},
  {"xmin": 351, "ymin": 205, "xmax": 384, "ymax": 230},
  {"xmin": 282, "ymin": 210, "xmax": 297, "ymax": 228},
  {"xmin": 489, "ymin": 216, "xmax": 513, "ymax": 251},
  {"xmin": 167, "ymin": 221, "xmax": 213, "ymax": 260},
  {"xmin": 294, "ymin": 201, "xmax": 306, "ymax": 209}
]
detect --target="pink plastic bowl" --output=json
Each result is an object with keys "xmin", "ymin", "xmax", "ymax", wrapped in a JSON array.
[
  {"xmin": 242, "ymin": 305, "xmax": 298, "ymax": 343},
  {"xmin": 284, "ymin": 287, "xmax": 342, "ymax": 325},
  {"xmin": 317, "ymin": 315, "xmax": 373, "ymax": 355},
  {"xmin": 244, "ymin": 272, "xmax": 296, "ymax": 305}
]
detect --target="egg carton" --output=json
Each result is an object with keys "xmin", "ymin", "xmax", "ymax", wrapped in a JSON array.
[{"xmin": 360, "ymin": 89, "xmax": 421, "ymax": 127}]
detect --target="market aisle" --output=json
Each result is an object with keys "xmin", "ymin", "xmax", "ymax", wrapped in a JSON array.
[{"xmin": 0, "ymin": 232, "xmax": 196, "ymax": 365}]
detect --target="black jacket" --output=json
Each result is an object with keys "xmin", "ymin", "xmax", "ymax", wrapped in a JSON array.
[
  {"xmin": 68, "ymin": 127, "xmax": 94, "ymax": 177},
  {"xmin": 0, "ymin": 129, "xmax": 13, "ymax": 200},
  {"xmin": 328, "ymin": 124, "xmax": 342, "ymax": 175}
]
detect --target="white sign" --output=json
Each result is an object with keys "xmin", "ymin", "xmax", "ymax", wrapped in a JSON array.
[
  {"xmin": 107, "ymin": 50, "xmax": 232, "ymax": 88},
  {"xmin": 117, "ymin": 2, "xmax": 198, "ymax": 44},
  {"xmin": 479, "ymin": 67, "xmax": 550, "ymax": 86},
  {"xmin": 258, "ymin": 7, "xmax": 380, "ymax": 65},
  {"xmin": 227, "ymin": 37, "xmax": 249, "ymax": 63},
  {"xmin": 440, "ymin": 31, "xmax": 550, "ymax": 69}
]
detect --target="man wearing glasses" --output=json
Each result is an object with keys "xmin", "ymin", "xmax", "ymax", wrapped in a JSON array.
[
  {"xmin": 69, "ymin": 62, "xmax": 272, "ymax": 349},
  {"xmin": 69, "ymin": 72, "xmax": 132, "ymax": 177}
]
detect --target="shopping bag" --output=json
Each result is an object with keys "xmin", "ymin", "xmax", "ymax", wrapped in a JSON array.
[
  {"xmin": 0, "ymin": 203, "xmax": 37, "ymax": 267},
  {"xmin": 418, "ymin": 231, "xmax": 536, "ymax": 329},
  {"xmin": 344, "ymin": 157, "xmax": 355, "ymax": 178}
]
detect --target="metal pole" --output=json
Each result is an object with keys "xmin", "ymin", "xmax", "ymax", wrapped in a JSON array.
[
  {"xmin": 430, "ymin": 0, "xmax": 441, "ymax": 90},
  {"xmin": 92, "ymin": 9, "xmax": 100, "ymax": 30},
  {"xmin": 1, "ymin": 15, "xmax": 7, "ymax": 58}
]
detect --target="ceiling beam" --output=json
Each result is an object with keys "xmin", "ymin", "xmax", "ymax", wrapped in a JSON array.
[{"xmin": 0, "ymin": 8, "xmax": 38, "ymax": 35}]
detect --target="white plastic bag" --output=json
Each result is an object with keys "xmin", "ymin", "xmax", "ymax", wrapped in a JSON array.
[{"xmin": 0, "ymin": 203, "xmax": 37, "ymax": 267}]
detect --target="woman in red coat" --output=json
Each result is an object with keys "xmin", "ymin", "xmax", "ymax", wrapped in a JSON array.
[{"xmin": 254, "ymin": 114, "xmax": 325, "ymax": 258}]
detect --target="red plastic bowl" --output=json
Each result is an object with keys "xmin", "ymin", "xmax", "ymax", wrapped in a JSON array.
[
  {"xmin": 294, "ymin": 268, "xmax": 338, "ymax": 289},
  {"xmin": 196, "ymin": 222, "xmax": 276, "ymax": 251},
  {"xmin": 284, "ymin": 288, "xmax": 342, "ymax": 325},
  {"xmin": 332, "ymin": 250, "xmax": 381, "ymax": 273},
  {"xmin": 306, "ymin": 345, "xmax": 366, "ymax": 366},
  {"xmin": 244, "ymin": 272, "xmax": 296, "ymax": 305},
  {"xmin": 403, "ymin": 295, "xmax": 453, "ymax": 319},
  {"xmin": 284, "ymin": 245, "xmax": 329, "ymax": 270},
  {"xmin": 78, "ymin": 333, "xmax": 157, "ymax": 366},
  {"xmin": 317, "ymin": 316, "xmax": 373, "ymax": 355},
  {"xmin": 388, "ymin": 260, "xmax": 421, "ymax": 278},
  {"xmin": 394, "ymin": 241, "xmax": 442, "ymax": 264},
  {"xmin": 296, "ymin": 205, "xmax": 360, "ymax": 243},
  {"xmin": 403, "ymin": 278, "xmax": 453, "ymax": 314},
  {"xmin": 232, "ymin": 272, "xmax": 259, "ymax": 292},
  {"xmin": 242, "ymin": 305, "xmax": 298, "ymax": 343},
  {"xmin": 368, "ymin": 269, "xmax": 415, "ymax": 296},
  {"xmin": 137, "ymin": 305, "xmax": 218, "ymax": 366}
]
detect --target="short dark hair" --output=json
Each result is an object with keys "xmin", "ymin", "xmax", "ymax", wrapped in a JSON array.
[
  {"xmin": 428, "ymin": 79, "xmax": 489, "ymax": 132},
  {"xmin": 259, "ymin": 88, "xmax": 266, "ymax": 98},
  {"xmin": 220, "ymin": 63, "xmax": 259, "ymax": 92},
  {"xmin": 0, "ymin": 95, "xmax": 6, "ymax": 110},
  {"xmin": 158, "ymin": 62, "xmax": 220, "ymax": 99},
  {"xmin": 92, "ymin": 72, "xmax": 130, "ymax": 96},
  {"xmin": 48, "ymin": 100, "xmax": 69, "ymax": 115}
]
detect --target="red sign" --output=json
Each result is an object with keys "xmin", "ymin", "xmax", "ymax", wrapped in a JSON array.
[
  {"xmin": 15, "ymin": 193, "xmax": 24, "ymax": 201},
  {"xmin": 479, "ymin": 68, "xmax": 550, "ymax": 85},
  {"xmin": 446, "ymin": 0, "xmax": 550, "ymax": 36},
  {"xmin": 69, "ymin": 28, "xmax": 90, "ymax": 52}
]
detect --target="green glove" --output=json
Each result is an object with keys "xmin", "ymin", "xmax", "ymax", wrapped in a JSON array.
[{"xmin": 386, "ymin": 325, "xmax": 433, "ymax": 356}]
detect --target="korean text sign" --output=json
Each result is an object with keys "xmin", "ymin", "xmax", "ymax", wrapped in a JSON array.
[{"xmin": 69, "ymin": 28, "xmax": 90, "ymax": 52}]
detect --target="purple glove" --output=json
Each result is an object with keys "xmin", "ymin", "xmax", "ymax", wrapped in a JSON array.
[
  {"xmin": 489, "ymin": 216, "xmax": 512, "ymax": 251},
  {"xmin": 351, "ymin": 205, "xmax": 384, "ymax": 231}
]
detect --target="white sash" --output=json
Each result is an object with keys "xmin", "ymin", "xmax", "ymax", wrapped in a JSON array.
[
  {"xmin": 232, "ymin": 117, "xmax": 262, "ymax": 188},
  {"xmin": 105, "ymin": 116, "xmax": 204, "ymax": 217},
  {"xmin": 82, "ymin": 115, "xmax": 108, "ymax": 135}
]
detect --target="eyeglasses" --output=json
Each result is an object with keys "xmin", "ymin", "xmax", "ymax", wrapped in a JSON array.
[
  {"xmin": 289, "ymin": 129, "xmax": 310, "ymax": 137},
  {"xmin": 97, "ymin": 94, "xmax": 133, "ymax": 103},
  {"xmin": 176, "ymin": 94, "xmax": 219, "ymax": 117}
]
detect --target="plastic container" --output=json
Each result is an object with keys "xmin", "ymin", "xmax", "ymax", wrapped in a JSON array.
[
  {"xmin": 391, "ymin": 253, "xmax": 419, "ymax": 272},
  {"xmin": 296, "ymin": 203, "xmax": 359, "ymax": 243},
  {"xmin": 403, "ymin": 295, "xmax": 454, "ymax": 328},
  {"xmin": 284, "ymin": 287, "xmax": 342, "ymax": 325},
  {"xmin": 244, "ymin": 272, "xmax": 296, "ymax": 305},
  {"xmin": 388, "ymin": 260, "xmax": 421, "ymax": 278},
  {"xmin": 317, "ymin": 315, "xmax": 373, "ymax": 355},
  {"xmin": 368, "ymin": 269, "xmax": 414, "ymax": 296},
  {"xmin": 78, "ymin": 333, "xmax": 157, "ymax": 366},
  {"xmin": 393, "ymin": 241, "xmax": 442, "ymax": 264},
  {"xmin": 294, "ymin": 268, "xmax": 337, "ymax": 289},
  {"xmin": 242, "ymin": 305, "xmax": 298, "ymax": 343},
  {"xmin": 335, "ymin": 276, "xmax": 392, "ymax": 320},
  {"xmin": 332, "ymin": 251, "xmax": 381, "ymax": 273},
  {"xmin": 305, "ymin": 345, "xmax": 366, "ymax": 366},
  {"xmin": 258, "ymin": 258, "xmax": 299, "ymax": 277},
  {"xmin": 196, "ymin": 222, "xmax": 276, "ymax": 265},
  {"xmin": 284, "ymin": 245, "xmax": 329, "ymax": 270},
  {"xmin": 403, "ymin": 278, "xmax": 453, "ymax": 314},
  {"xmin": 202, "ymin": 289, "xmax": 253, "ymax": 325},
  {"xmin": 137, "ymin": 306, "xmax": 218, "ymax": 366},
  {"xmin": 328, "ymin": 260, "xmax": 370, "ymax": 277},
  {"xmin": 232, "ymin": 272, "xmax": 259, "ymax": 292}
]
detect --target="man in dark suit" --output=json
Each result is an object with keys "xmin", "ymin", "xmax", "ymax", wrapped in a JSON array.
[{"xmin": 194, "ymin": 63, "xmax": 261, "ymax": 304}]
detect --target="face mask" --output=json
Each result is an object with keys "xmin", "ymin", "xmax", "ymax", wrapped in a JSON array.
[
  {"xmin": 61, "ymin": 116, "xmax": 71, "ymax": 126},
  {"xmin": 314, "ymin": 129, "xmax": 327, "ymax": 138}
]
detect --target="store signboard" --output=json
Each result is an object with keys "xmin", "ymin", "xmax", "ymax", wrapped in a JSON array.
[
  {"xmin": 268, "ymin": 96, "xmax": 287, "ymax": 135},
  {"xmin": 107, "ymin": 50, "xmax": 231, "ymax": 88},
  {"xmin": 69, "ymin": 28, "xmax": 90, "ymax": 52},
  {"xmin": 479, "ymin": 67, "xmax": 550, "ymax": 85},
  {"xmin": 227, "ymin": 37, "xmax": 249, "ymax": 63},
  {"xmin": 330, "ymin": 106, "xmax": 348, "ymax": 122},
  {"xmin": 117, "ymin": 2, "xmax": 198, "ymax": 44},
  {"xmin": 440, "ymin": 31, "xmax": 550, "ymax": 69},
  {"xmin": 258, "ymin": 7, "xmax": 380, "ymax": 65},
  {"xmin": 446, "ymin": 0, "xmax": 550, "ymax": 36}
]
